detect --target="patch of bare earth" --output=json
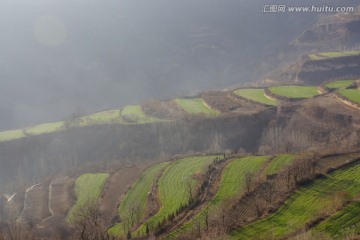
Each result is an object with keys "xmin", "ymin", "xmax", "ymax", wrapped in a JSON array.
[
  {"xmin": 18, "ymin": 182, "xmax": 51, "ymax": 224},
  {"xmin": 142, "ymin": 100, "xmax": 188, "ymax": 119},
  {"xmin": 36, "ymin": 177, "xmax": 74, "ymax": 238},
  {"xmin": 99, "ymin": 165, "xmax": 148, "ymax": 226}
]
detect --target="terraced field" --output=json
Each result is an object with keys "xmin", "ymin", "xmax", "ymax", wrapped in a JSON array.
[
  {"xmin": 78, "ymin": 110, "xmax": 122, "ymax": 125},
  {"xmin": 233, "ymin": 89, "xmax": 277, "ymax": 106},
  {"xmin": 0, "ymin": 129, "xmax": 25, "ymax": 142},
  {"xmin": 308, "ymin": 51, "xmax": 360, "ymax": 60},
  {"xmin": 175, "ymin": 98, "xmax": 218, "ymax": 116},
  {"xmin": 25, "ymin": 121, "xmax": 64, "ymax": 135},
  {"xmin": 0, "ymin": 78, "xmax": 356, "ymax": 143},
  {"xmin": 108, "ymin": 162, "xmax": 169, "ymax": 237},
  {"xmin": 0, "ymin": 107, "xmax": 156, "ymax": 142},
  {"xmin": 0, "ymin": 121, "xmax": 65, "ymax": 141},
  {"xmin": 135, "ymin": 156, "xmax": 219, "ymax": 236},
  {"xmin": 269, "ymin": 86, "xmax": 320, "ymax": 99},
  {"xmin": 339, "ymin": 89, "xmax": 360, "ymax": 104},
  {"xmin": 313, "ymin": 200, "xmax": 360, "ymax": 239},
  {"xmin": 67, "ymin": 173, "xmax": 109, "ymax": 223},
  {"xmin": 229, "ymin": 162, "xmax": 360, "ymax": 240},
  {"xmin": 121, "ymin": 105, "xmax": 161, "ymax": 123},
  {"xmin": 168, "ymin": 156, "xmax": 269, "ymax": 238},
  {"xmin": 265, "ymin": 154, "xmax": 296, "ymax": 176},
  {"xmin": 325, "ymin": 80, "xmax": 356, "ymax": 90}
]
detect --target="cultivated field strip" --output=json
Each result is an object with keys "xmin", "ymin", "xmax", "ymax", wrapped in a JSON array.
[
  {"xmin": 78, "ymin": 110, "xmax": 123, "ymax": 125},
  {"xmin": 168, "ymin": 156, "xmax": 269, "ymax": 238},
  {"xmin": 265, "ymin": 154, "xmax": 296, "ymax": 176},
  {"xmin": 18, "ymin": 183, "xmax": 50, "ymax": 223},
  {"xmin": 44, "ymin": 177, "xmax": 73, "ymax": 222},
  {"xmin": 66, "ymin": 173, "xmax": 109, "ymax": 223},
  {"xmin": 339, "ymin": 89, "xmax": 360, "ymax": 104},
  {"xmin": 313, "ymin": 200, "xmax": 360, "ymax": 238},
  {"xmin": 308, "ymin": 51, "xmax": 360, "ymax": 61},
  {"xmin": 121, "ymin": 105, "xmax": 161, "ymax": 123},
  {"xmin": 108, "ymin": 162, "xmax": 169, "ymax": 237},
  {"xmin": 233, "ymin": 89, "xmax": 277, "ymax": 106},
  {"xmin": 229, "ymin": 162, "xmax": 360, "ymax": 240},
  {"xmin": 175, "ymin": 98, "xmax": 218, "ymax": 116},
  {"xmin": 325, "ymin": 80, "xmax": 356, "ymax": 90},
  {"xmin": 141, "ymin": 99, "xmax": 188, "ymax": 119},
  {"xmin": 135, "ymin": 156, "xmax": 218, "ymax": 236},
  {"xmin": 269, "ymin": 86, "xmax": 320, "ymax": 99}
]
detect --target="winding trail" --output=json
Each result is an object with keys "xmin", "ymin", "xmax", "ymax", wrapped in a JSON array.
[
  {"xmin": 41, "ymin": 179, "xmax": 55, "ymax": 223},
  {"xmin": 4, "ymin": 193, "xmax": 16, "ymax": 202},
  {"xmin": 19, "ymin": 183, "xmax": 40, "ymax": 219}
]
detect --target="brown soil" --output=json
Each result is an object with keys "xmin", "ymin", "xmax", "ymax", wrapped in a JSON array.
[
  {"xmin": 42, "ymin": 177, "xmax": 74, "ymax": 223},
  {"xmin": 301, "ymin": 93, "xmax": 360, "ymax": 128},
  {"xmin": 201, "ymin": 91, "xmax": 266, "ymax": 114},
  {"xmin": 18, "ymin": 182, "xmax": 51, "ymax": 224},
  {"xmin": 141, "ymin": 99, "xmax": 188, "ymax": 120},
  {"xmin": 98, "ymin": 164, "xmax": 148, "ymax": 226},
  {"xmin": 35, "ymin": 177, "xmax": 74, "ymax": 239},
  {"xmin": 146, "ymin": 167, "xmax": 167, "ymax": 218}
]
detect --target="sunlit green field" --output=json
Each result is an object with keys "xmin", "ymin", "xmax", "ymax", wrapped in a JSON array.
[
  {"xmin": 135, "ymin": 156, "xmax": 219, "ymax": 236},
  {"xmin": 121, "ymin": 105, "xmax": 161, "ymax": 123},
  {"xmin": 25, "ymin": 121, "xmax": 64, "ymax": 135},
  {"xmin": 229, "ymin": 163, "xmax": 360, "ymax": 240},
  {"xmin": 313, "ymin": 200, "xmax": 360, "ymax": 239},
  {"xmin": 0, "ymin": 122, "xmax": 65, "ymax": 141},
  {"xmin": 67, "ymin": 173, "xmax": 109, "ymax": 224},
  {"xmin": 265, "ymin": 154, "xmax": 296, "ymax": 176},
  {"xmin": 234, "ymin": 89, "xmax": 277, "ymax": 106},
  {"xmin": 325, "ymin": 80, "xmax": 356, "ymax": 90},
  {"xmin": 78, "ymin": 110, "xmax": 122, "ymax": 126},
  {"xmin": 309, "ymin": 51, "xmax": 360, "ymax": 60},
  {"xmin": 175, "ymin": 98, "xmax": 218, "ymax": 116},
  {"xmin": 168, "ymin": 156, "xmax": 269, "ymax": 238},
  {"xmin": 0, "ymin": 106, "xmax": 159, "ymax": 142},
  {"xmin": 108, "ymin": 162, "xmax": 169, "ymax": 237},
  {"xmin": 269, "ymin": 86, "xmax": 320, "ymax": 99},
  {"xmin": 339, "ymin": 89, "xmax": 360, "ymax": 103},
  {"xmin": 0, "ymin": 129, "xmax": 26, "ymax": 142}
]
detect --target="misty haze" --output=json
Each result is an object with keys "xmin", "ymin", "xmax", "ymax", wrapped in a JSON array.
[
  {"xmin": 0, "ymin": 0, "xmax": 360, "ymax": 239},
  {"xmin": 0, "ymin": 0, "xmax": 331, "ymax": 130}
]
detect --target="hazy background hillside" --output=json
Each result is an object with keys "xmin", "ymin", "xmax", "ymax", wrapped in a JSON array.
[{"xmin": 0, "ymin": 0, "xmax": 356, "ymax": 130}]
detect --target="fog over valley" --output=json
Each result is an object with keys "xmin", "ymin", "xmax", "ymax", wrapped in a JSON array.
[{"xmin": 0, "ymin": 0, "xmax": 343, "ymax": 130}]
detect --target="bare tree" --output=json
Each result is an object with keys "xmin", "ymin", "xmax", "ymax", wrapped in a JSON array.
[
  {"xmin": 262, "ymin": 179, "xmax": 276, "ymax": 204},
  {"xmin": 73, "ymin": 202, "xmax": 110, "ymax": 240},
  {"xmin": 245, "ymin": 172, "xmax": 255, "ymax": 193},
  {"xmin": 5, "ymin": 223, "xmax": 35, "ymax": 240}
]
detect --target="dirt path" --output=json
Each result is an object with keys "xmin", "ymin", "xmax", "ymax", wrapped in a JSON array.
[
  {"xmin": 40, "ymin": 177, "xmax": 74, "ymax": 224},
  {"xmin": 99, "ymin": 165, "xmax": 147, "ymax": 226},
  {"xmin": 18, "ymin": 183, "xmax": 51, "ymax": 224}
]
